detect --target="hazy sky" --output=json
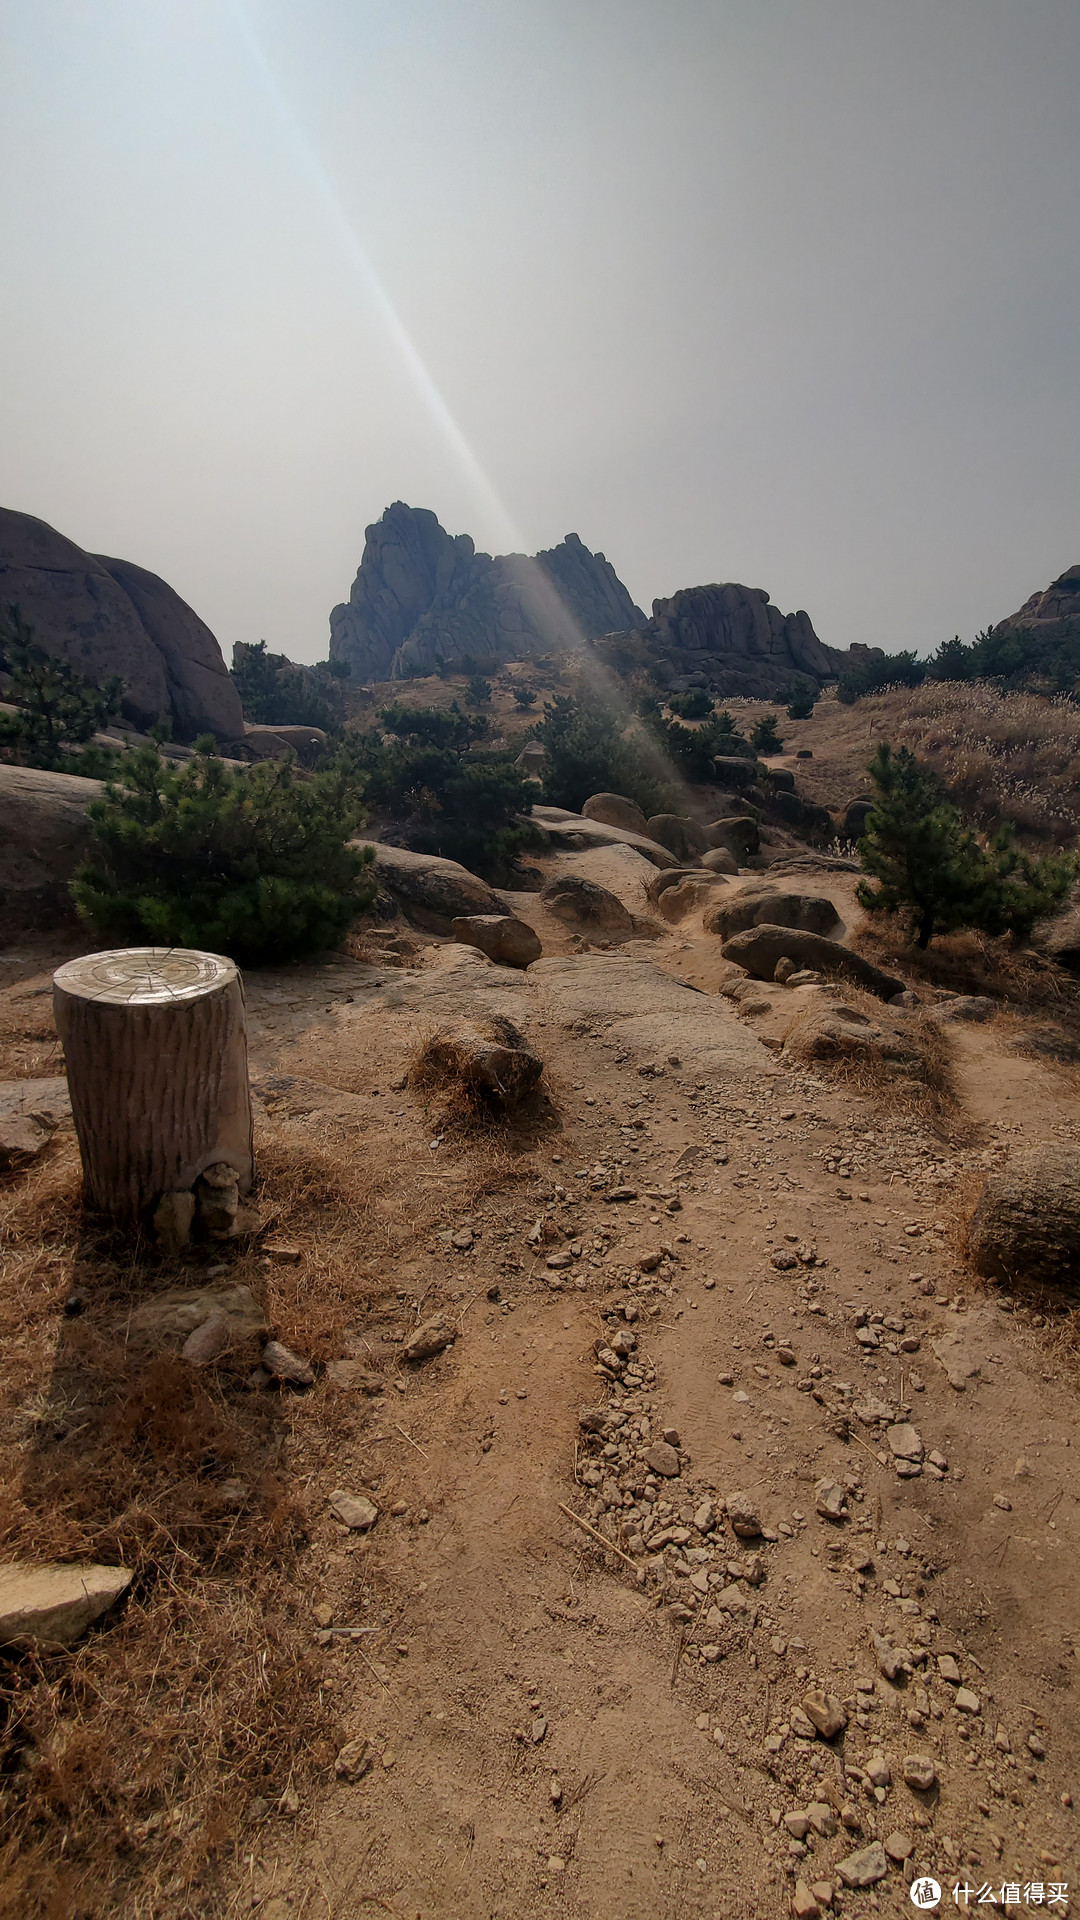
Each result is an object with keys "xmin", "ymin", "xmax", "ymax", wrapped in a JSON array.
[{"xmin": 2, "ymin": 1, "xmax": 1078, "ymax": 664}]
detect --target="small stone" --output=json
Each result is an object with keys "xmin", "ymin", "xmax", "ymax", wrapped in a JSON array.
[
  {"xmin": 645, "ymin": 1442, "xmax": 680, "ymax": 1478},
  {"xmin": 550, "ymin": 1775, "xmax": 562, "ymax": 1804},
  {"xmin": 1027, "ymin": 1732, "xmax": 1046, "ymax": 1759},
  {"xmin": 805, "ymin": 1802, "xmax": 837, "ymax": 1838},
  {"xmin": 661, "ymin": 1426, "xmax": 681, "ymax": 1446},
  {"xmin": 801, "ymin": 1690, "xmax": 847, "ymax": 1740},
  {"xmin": 262, "ymin": 1340, "xmax": 315, "ymax": 1387},
  {"xmin": 927, "ymin": 1450, "xmax": 948, "ymax": 1472},
  {"xmin": 153, "ymin": 1190, "xmax": 195, "ymax": 1254},
  {"xmin": 883, "ymin": 1830, "xmax": 912, "ymax": 1863},
  {"xmin": 954, "ymin": 1688, "xmax": 981, "ymax": 1715},
  {"xmin": 335, "ymin": 1738, "xmax": 374, "ymax": 1783},
  {"xmin": 810, "ymin": 1884, "xmax": 834, "ymax": 1912},
  {"xmin": 403, "ymin": 1314, "xmax": 457, "ymax": 1362},
  {"xmin": 783, "ymin": 1811, "xmax": 810, "ymax": 1840},
  {"xmin": 814, "ymin": 1479, "xmax": 847, "ymax": 1521},
  {"xmin": 694, "ymin": 1498, "xmax": 716, "ymax": 1532},
  {"xmin": 329, "ymin": 1488, "xmax": 379, "ymax": 1531},
  {"xmin": 726, "ymin": 1490, "xmax": 763, "ymax": 1538},
  {"xmin": 993, "ymin": 1493, "xmax": 1012, "ymax": 1511},
  {"xmin": 886, "ymin": 1423, "xmax": 924, "ymax": 1463},
  {"xmin": 181, "ymin": 1311, "xmax": 235, "ymax": 1366},
  {"xmin": 792, "ymin": 1883, "xmax": 819, "ymax": 1920},
  {"xmin": 312, "ymin": 1602, "xmax": 334, "ymax": 1628},
  {"xmin": 902, "ymin": 1754, "xmax": 937, "ymax": 1791},
  {"xmin": 531, "ymin": 1717, "xmax": 548, "ymax": 1745},
  {"xmin": 840, "ymin": 1803, "xmax": 861, "ymax": 1831},
  {"xmin": 546, "ymin": 1856, "xmax": 565, "ymax": 1874},
  {"xmin": 0, "ymin": 1561, "xmax": 132, "ymax": 1649},
  {"xmin": 864, "ymin": 1752, "xmax": 891, "ymax": 1788},
  {"xmin": 277, "ymin": 1784, "xmax": 301, "ymax": 1816},
  {"xmin": 546, "ymin": 1251, "xmax": 573, "ymax": 1270},
  {"xmin": 262, "ymin": 1243, "xmax": 302, "ymax": 1263},
  {"xmin": 871, "ymin": 1630, "xmax": 908, "ymax": 1681},
  {"xmin": 789, "ymin": 1708, "xmax": 817, "ymax": 1740},
  {"xmin": 994, "ymin": 1724, "xmax": 1012, "ymax": 1753},
  {"xmin": 937, "ymin": 1654, "xmax": 961, "ymax": 1685},
  {"xmin": 835, "ymin": 1840, "xmax": 888, "ymax": 1888}
]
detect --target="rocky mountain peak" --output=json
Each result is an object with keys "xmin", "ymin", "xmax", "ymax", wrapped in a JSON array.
[{"xmin": 328, "ymin": 503, "xmax": 645, "ymax": 682}]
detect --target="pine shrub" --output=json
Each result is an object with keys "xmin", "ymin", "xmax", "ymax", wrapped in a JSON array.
[
  {"xmin": 856, "ymin": 742, "xmax": 1074, "ymax": 948},
  {"xmin": 72, "ymin": 745, "xmax": 374, "ymax": 964}
]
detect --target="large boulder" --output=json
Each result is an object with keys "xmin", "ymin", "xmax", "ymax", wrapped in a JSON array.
[
  {"xmin": 701, "ymin": 847, "xmax": 738, "ymax": 875},
  {"xmin": 451, "ymin": 913, "xmax": 542, "ymax": 968},
  {"xmin": 711, "ymin": 755, "xmax": 757, "ymax": 790},
  {"xmin": 239, "ymin": 724, "xmax": 328, "ymax": 766},
  {"xmin": 843, "ymin": 796, "xmax": 874, "ymax": 841},
  {"xmin": 353, "ymin": 842, "xmax": 502, "ymax": 931},
  {"xmin": 646, "ymin": 814, "xmax": 710, "ymax": 861},
  {"xmin": 0, "ymin": 762, "xmax": 102, "ymax": 932},
  {"xmin": 529, "ymin": 806, "xmax": 678, "ymax": 869},
  {"xmin": 657, "ymin": 877, "xmax": 728, "ymax": 923},
  {"xmin": 0, "ymin": 508, "xmax": 243, "ymax": 741},
  {"xmin": 721, "ymin": 925, "xmax": 904, "ymax": 999},
  {"xmin": 967, "ymin": 1144, "xmax": 1080, "ymax": 1285},
  {"xmin": 582, "ymin": 792, "xmax": 648, "ymax": 835},
  {"xmin": 704, "ymin": 888, "xmax": 840, "ymax": 940},
  {"xmin": 539, "ymin": 874, "xmax": 635, "ymax": 941},
  {"xmin": 705, "ymin": 815, "xmax": 760, "ymax": 859},
  {"xmin": 766, "ymin": 789, "xmax": 835, "ymax": 837}
]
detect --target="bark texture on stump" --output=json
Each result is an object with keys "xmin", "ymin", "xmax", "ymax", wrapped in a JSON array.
[{"xmin": 53, "ymin": 948, "xmax": 253, "ymax": 1217}]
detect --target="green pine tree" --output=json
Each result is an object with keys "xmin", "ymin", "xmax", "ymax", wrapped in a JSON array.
[
  {"xmin": 856, "ymin": 743, "xmax": 1073, "ymax": 948},
  {"xmin": 0, "ymin": 603, "xmax": 124, "ymax": 769},
  {"xmin": 750, "ymin": 713, "xmax": 785, "ymax": 754},
  {"xmin": 72, "ymin": 744, "xmax": 375, "ymax": 964}
]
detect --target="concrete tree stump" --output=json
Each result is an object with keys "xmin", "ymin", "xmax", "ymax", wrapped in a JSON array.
[{"xmin": 53, "ymin": 948, "xmax": 253, "ymax": 1218}]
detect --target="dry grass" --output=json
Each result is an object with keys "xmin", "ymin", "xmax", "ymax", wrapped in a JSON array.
[
  {"xmin": 782, "ymin": 979, "xmax": 963, "ymax": 1135},
  {"xmin": 751, "ymin": 684, "xmax": 1080, "ymax": 845},
  {"xmin": 0, "ymin": 1103, "xmax": 490, "ymax": 1919}
]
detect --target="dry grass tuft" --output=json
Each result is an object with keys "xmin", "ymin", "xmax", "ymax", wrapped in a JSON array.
[
  {"xmin": 851, "ymin": 916, "xmax": 1080, "ymax": 1010},
  {"xmin": 783, "ymin": 979, "xmax": 962, "ymax": 1134}
]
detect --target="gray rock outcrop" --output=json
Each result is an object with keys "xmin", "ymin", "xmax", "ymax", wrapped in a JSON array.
[
  {"xmin": 704, "ymin": 888, "xmax": 840, "ymax": 940},
  {"xmin": 0, "ymin": 507, "xmax": 243, "ymax": 741},
  {"xmin": 352, "ymin": 841, "xmax": 503, "ymax": 931},
  {"xmin": 329, "ymin": 503, "xmax": 645, "ymax": 681},
  {"xmin": 721, "ymin": 925, "xmax": 904, "ymax": 999},
  {"xmin": 594, "ymin": 587, "xmax": 879, "ymax": 699},
  {"xmin": 998, "ymin": 563, "xmax": 1080, "ymax": 632},
  {"xmin": 0, "ymin": 762, "xmax": 102, "ymax": 932}
]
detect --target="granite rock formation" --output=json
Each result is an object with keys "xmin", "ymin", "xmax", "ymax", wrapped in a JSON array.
[
  {"xmin": 0, "ymin": 508, "xmax": 243, "ymax": 741},
  {"xmin": 595, "ymin": 582, "xmax": 865, "ymax": 698},
  {"xmin": 999, "ymin": 564, "xmax": 1080, "ymax": 632},
  {"xmin": 329, "ymin": 502, "xmax": 645, "ymax": 681}
]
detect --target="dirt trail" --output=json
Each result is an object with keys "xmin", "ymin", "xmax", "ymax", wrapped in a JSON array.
[{"xmin": 237, "ymin": 945, "xmax": 1078, "ymax": 1920}]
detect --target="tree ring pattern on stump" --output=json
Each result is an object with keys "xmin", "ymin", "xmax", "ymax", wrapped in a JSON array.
[{"xmin": 53, "ymin": 948, "xmax": 238, "ymax": 1007}]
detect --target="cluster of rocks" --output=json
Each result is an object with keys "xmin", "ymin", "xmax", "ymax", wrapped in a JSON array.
[{"xmin": 152, "ymin": 1160, "xmax": 258, "ymax": 1254}]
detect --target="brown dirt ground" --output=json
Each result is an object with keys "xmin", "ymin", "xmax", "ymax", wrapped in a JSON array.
[{"xmin": 2, "ymin": 871, "xmax": 1079, "ymax": 1920}]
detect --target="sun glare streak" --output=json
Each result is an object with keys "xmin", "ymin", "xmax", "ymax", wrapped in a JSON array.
[{"xmin": 225, "ymin": 0, "xmax": 522, "ymax": 556}]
